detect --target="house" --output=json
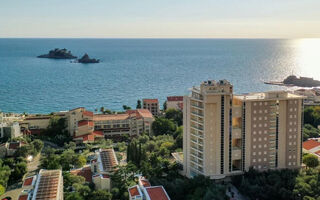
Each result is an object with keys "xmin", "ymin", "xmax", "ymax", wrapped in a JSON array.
[
  {"xmin": 128, "ymin": 176, "xmax": 170, "ymax": 200},
  {"xmin": 0, "ymin": 141, "xmax": 25, "ymax": 158}
]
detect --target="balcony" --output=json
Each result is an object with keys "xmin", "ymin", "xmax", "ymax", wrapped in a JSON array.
[
  {"xmin": 232, "ymin": 127, "xmax": 242, "ymax": 139},
  {"xmin": 191, "ymin": 124, "xmax": 203, "ymax": 131},
  {"xmin": 232, "ymin": 147, "xmax": 241, "ymax": 160},
  {"xmin": 191, "ymin": 111, "xmax": 203, "ymax": 117},
  {"xmin": 191, "ymin": 103, "xmax": 204, "ymax": 110}
]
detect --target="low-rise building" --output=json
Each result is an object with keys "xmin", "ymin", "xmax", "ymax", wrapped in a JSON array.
[
  {"xmin": 128, "ymin": 176, "xmax": 170, "ymax": 200},
  {"xmin": 0, "ymin": 141, "xmax": 25, "ymax": 158},
  {"xmin": 303, "ymin": 139, "xmax": 320, "ymax": 159},
  {"xmin": 18, "ymin": 169, "xmax": 64, "ymax": 200},
  {"xmin": 166, "ymin": 96, "xmax": 183, "ymax": 111},
  {"xmin": 91, "ymin": 148, "xmax": 118, "ymax": 191},
  {"xmin": 143, "ymin": 99, "xmax": 160, "ymax": 116},
  {"xmin": 0, "ymin": 122, "xmax": 21, "ymax": 139},
  {"xmin": 94, "ymin": 109, "xmax": 154, "ymax": 138}
]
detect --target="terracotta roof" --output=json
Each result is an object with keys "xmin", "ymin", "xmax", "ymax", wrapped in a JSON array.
[
  {"xmin": 93, "ymin": 114, "xmax": 130, "ymax": 121},
  {"xmin": 167, "ymin": 96, "xmax": 183, "ymax": 101},
  {"xmin": 9, "ymin": 142, "xmax": 20, "ymax": 150},
  {"xmin": 34, "ymin": 170, "xmax": 61, "ymax": 200},
  {"xmin": 83, "ymin": 110, "xmax": 94, "ymax": 117},
  {"xmin": 303, "ymin": 140, "xmax": 320, "ymax": 150},
  {"xmin": 99, "ymin": 149, "xmax": 118, "ymax": 172},
  {"xmin": 18, "ymin": 195, "xmax": 29, "ymax": 200},
  {"xmin": 74, "ymin": 133, "xmax": 95, "ymax": 142},
  {"xmin": 93, "ymin": 130, "xmax": 104, "ymax": 136},
  {"xmin": 143, "ymin": 99, "xmax": 159, "ymax": 103},
  {"xmin": 70, "ymin": 166, "xmax": 92, "ymax": 182},
  {"xmin": 315, "ymin": 150, "xmax": 320, "ymax": 156},
  {"xmin": 140, "ymin": 178, "xmax": 151, "ymax": 187},
  {"xmin": 136, "ymin": 109, "xmax": 153, "ymax": 119},
  {"xmin": 78, "ymin": 120, "xmax": 94, "ymax": 127},
  {"xmin": 145, "ymin": 186, "xmax": 170, "ymax": 200},
  {"xmin": 129, "ymin": 186, "xmax": 141, "ymax": 197},
  {"xmin": 23, "ymin": 177, "xmax": 34, "ymax": 186}
]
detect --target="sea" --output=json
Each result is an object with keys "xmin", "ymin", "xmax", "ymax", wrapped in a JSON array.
[{"xmin": 1, "ymin": 38, "xmax": 320, "ymax": 114}]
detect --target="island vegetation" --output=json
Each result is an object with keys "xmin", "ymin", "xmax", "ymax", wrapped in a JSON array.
[{"xmin": 37, "ymin": 48, "xmax": 77, "ymax": 59}]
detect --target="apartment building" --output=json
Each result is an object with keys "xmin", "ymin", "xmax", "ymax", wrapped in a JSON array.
[
  {"xmin": 183, "ymin": 80, "xmax": 305, "ymax": 179},
  {"xmin": 19, "ymin": 169, "xmax": 64, "ymax": 200},
  {"xmin": 166, "ymin": 96, "xmax": 183, "ymax": 111},
  {"xmin": 143, "ymin": 99, "xmax": 160, "ymax": 116}
]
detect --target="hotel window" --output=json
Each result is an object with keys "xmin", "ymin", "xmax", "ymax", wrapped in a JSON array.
[
  {"xmin": 264, "ymin": 151, "xmax": 267, "ymax": 154},
  {"xmin": 264, "ymin": 130, "xmax": 267, "ymax": 134},
  {"xmin": 289, "ymin": 142, "xmax": 292, "ymax": 146},
  {"xmin": 254, "ymin": 103, "xmax": 257, "ymax": 106},
  {"xmin": 289, "ymin": 155, "xmax": 292, "ymax": 159},
  {"xmin": 265, "ymin": 102, "xmax": 268, "ymax": 106},
  {"xmin": 289, "ymin": 122, "xmax": 292, "ymax": 125},
  {"xmin": 259, "ymin": 117, "xmax": 262, "ymax": 120},
  {"xmin": 264, "ymin": 123, "xmax": 267, "ymax": 127},
  {"xmin": 264, "ymin": 116, "xmax": 267, "ymax": 120},
  {"xmin": 253, "ymin": 138, "xmax": 256, "ymax": 142},
  {"xmin": 293, "ymin": 162, "xmax": 296, "ymax": 165},
  {"xmin": 294, "ymin": 108, "xmax": 297, "ymax": 111},
  {"xmin": 253, "ymin": 124, "xmax": 256, "ymax": 128},
  {"xmin": 264, "ymin": 158, "xmax": 267, "ymax": 161},
  {"xmin": 253, "ymin": 131, "xmax": 256, "ymax": 135},
  {"xmin": 253, "ymin": 159, "xmax": 256, "ymax": 162},
  {"xmin": 259, "ymin": 124, "xmax": 262, "ymax": 127},
  {"xmin": 253, "ymin": 145, "xmax": 256, "ymax": 149},
  {"xmin": 289, "ymin": 135, "xmax": 292, "ymax": 139},
  {"xmin": 259, "ymin": 110, "xmax": 262, "ymax": 113},
  {"xmin": 258, "ymin": 165, "xmax": 261, "ymax": 169},
  {"xmin": 258, "ymin": 144, "xmax": 262, "ymax": 148},
  {"xmin": 258, "ymin": 158, "xmax": 261, "ymax": 162},
  {"xmin": 288, "ymin": 162, "xmax": 291, "ymax": 166},
  {"xmin": 258, "ymin": 138, "xmax": 262, "ymax": 141},
  {"xmin": 259, "ymin": 131, "xmax": 262, "ymax": 135},
  {"xmin": 254, "ymin": 117, "xmax": 257, "ymax": 121},
  {"xmin": 290, "ymin": 108, "xmax": 293, "ymax": 112},
  {"xmin": 264, "ymin": 137, "xmax": 267, "ymax": 141},
  {"xmin": 264, "ymin": 144, "xmax": 267, "ymax": 147},
  {"xmin": 289, "ymin": 115, "xmax": 292, "ymax": 118},
  {"xmin": 253, "ymin": 152, "xmax": 256, "ymax": 156},
  {"xmin": 260, "ymin": 102, "xmax": 262, "ymax": 106},
  {"xmin": 258, "ymin": 151, "xmax": 262, "ymax": 155},
  {"xmin": 254, "ymin": 110, "xmax": 256, "ymax": 114}
]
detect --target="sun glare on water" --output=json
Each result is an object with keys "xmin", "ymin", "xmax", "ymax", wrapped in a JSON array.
[{"xmin": 294, "ymin": 38, "xmax": 320, "ymax": 80}]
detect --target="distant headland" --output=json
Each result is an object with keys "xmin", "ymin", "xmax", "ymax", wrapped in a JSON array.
[
  {"xmin": 264, "ymin": 75, "xmax": 320, "ymax": 87},
  {"xmin": 37, "ymin": 48, "xmax": 77, "ymax": 59}
]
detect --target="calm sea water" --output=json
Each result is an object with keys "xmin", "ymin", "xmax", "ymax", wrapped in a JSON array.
[{"xmin": 1, "ymin": 38, "xmax": 319, "ymax": 114}]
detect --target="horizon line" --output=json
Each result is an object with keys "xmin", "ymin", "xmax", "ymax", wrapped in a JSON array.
[{"xmin": 0, "ymin": 37, "xmax": 319, "ymax": 40}]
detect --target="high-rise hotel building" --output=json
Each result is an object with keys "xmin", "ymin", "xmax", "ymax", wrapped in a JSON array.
[{"xmin": 183, "ymin": 80, "xmax": 305, "ymax": 179}]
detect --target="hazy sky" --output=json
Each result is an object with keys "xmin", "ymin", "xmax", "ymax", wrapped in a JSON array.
[{"xmin": 1, "ymin": 0, "xmax": 320, "ymax": 38}]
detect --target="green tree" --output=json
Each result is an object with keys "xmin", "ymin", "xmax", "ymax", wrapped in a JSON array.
[
  {"xmin": 151, "ymin": 117, "xmax": 176, "ymax": 136},
  {"xmin": 90, "ymin": 190, "xmax": 112, "ymax": 200},
  {"xmin": 303, "ymin": 154, "xmax": 319, "ymax": 168},
  {"xmin": 9, "ymin": 162, "xmax": 27, "ymax": 183},
  {"xmin": 100, "ymin": 107, "xmax": 105, "ymax": 114},
  {"xmin": 32, "ymin": 139, "xmax": 44, "ymax": 153},
  {"xmin": 123, "ymin": 105, "xmax": 132, "ymax": 110},
  {"xmin": 0, "ymin": 160, "xmax": 11, "ymax": 188},
  {"xmin": 163, "ymin": 101, "xmax": 167, "ymax": 111},
  {"xmin": 75, "ymin": 155, "xmax": 87, "ymax": 168},
  {"xmin": 165, "ymin": 109, "xmax": 183, "ymax": 126},
  {"xmin": 303, "ymin": 124, "xmax": 320, "ymax": 141},
  {"xmin": 136, "ymin": 100, "xmax": 142, "ymax": 109},
  {"xmin": 0, "ymin": 184, "xmax": 5, "ymax": 196},
  {"xmin": 65, "ymin": 192, "xmax": 84, "ymax": 200}
]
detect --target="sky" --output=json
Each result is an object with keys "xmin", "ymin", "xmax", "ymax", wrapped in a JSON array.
[{"xmin": 1, "ymin": 0, "xmax": 320, "ymax": 38}]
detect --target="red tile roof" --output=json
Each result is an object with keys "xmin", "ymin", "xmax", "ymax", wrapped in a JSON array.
[
  {"xmin": 70, "ymin": 166, "xmax": 92, "ymax": 182},
  {"xmin": 78, "ymin": 120, "xmax": 94, "ymax": 127},
  {"xmin": 143, "ymin": 99, "xmax": 159, "ymax": 103},
  {"xmin": 129, "ymin": 186, "xmax": 141, "ymax": 197},
  {"xmin": 140, "ymin": 179, "xmax": 151, "ymax": 187},
  {"xmin": 315, "ymin": 150, "xmax": 320, "ymax": 156},
  {"xmin": 9, "ymin": 142, "xmax": 20, "ymax": 150},
  {"xmin": 136, "ymin": 109, "xmax": 153, "ymax": 119},
  {"xmin": 145, "ymin": 186, "xmax": 170, "ymax": 200},
  {"xmin": 83, "ymin": 110, "xmax": 94, "ymax": 117},
  {"xmin": 99, "ymin": 149, "xmax": 118, "ymax": 171},
  {"xmin": 167, "ymin": 96, "xmax": 183, "ymax": 101},
  {"xmin": 93, "ymin": 114, "xmax": 130, "ymax": 121},
  {"xmin": 93, "ymin": 130, "xmax": 103, "ymax": 136},
  {"xmin": 303, "ymin": 140, "xmax": 320, "ymax": 150},
  {"xmin": 18, "ymin": 195, "xmax": 29, "ymax": 200},
  {"xmin": 23, "ymin": 177, "xmax": 34, "ymax": 186}
]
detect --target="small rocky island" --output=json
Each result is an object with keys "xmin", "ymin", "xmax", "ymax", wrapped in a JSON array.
[
  {"xmin": 264, "ymin": 75, "xmax": 320, "ymax": 87},
  {"xmin": 76, "ymin": 53, "xmax": 100, "ymax": 63},
  {"xmin": 37, "ymin": 48, "xmax": 77, "ymax": 59}
]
